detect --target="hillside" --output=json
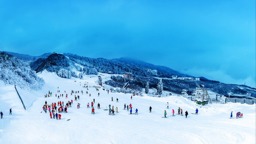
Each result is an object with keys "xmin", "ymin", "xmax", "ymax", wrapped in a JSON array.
[
  {"xmin": 0, "ymin": 52, "xmax": 44, "ymax": 89},
  {"xmin": 0, "ymin": 51, "xmax": 255, "ymax": 99},
  {"xmin": 0, "ymin": 71, "xmax": 255, "ymax": 144},
  {"xmin": 31, "ymin": 53, "xmax": 256, "ymax": 99}
]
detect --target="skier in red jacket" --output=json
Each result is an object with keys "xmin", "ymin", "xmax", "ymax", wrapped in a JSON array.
[
  {"xmin": 172, "ymin": 109, "xmax": 175, "ymax": 116},
  {"xmin": 92, "ymin": 107, "xmax": 95, "ymax": 114},
  {"xmin": 50, "ymin": 112, "xmax": 53, "ymax": 119}
]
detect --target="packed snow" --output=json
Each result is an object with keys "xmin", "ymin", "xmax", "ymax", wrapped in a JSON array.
[{"xmin": 0, "ymin": 71, "xmax": 255, "ymax": 144}]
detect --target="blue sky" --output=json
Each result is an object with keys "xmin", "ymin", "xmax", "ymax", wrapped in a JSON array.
[{"xmin": 0, "ymin": 0, "xmax": 255, "ymax": 87}]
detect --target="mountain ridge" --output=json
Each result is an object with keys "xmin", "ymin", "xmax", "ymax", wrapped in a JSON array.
[{"xmin": 1, "ymin": 51, "xmax": 255, "ymax": 99}]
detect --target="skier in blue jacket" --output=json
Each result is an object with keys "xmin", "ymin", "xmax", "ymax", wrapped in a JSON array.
[{"xmin": 195, "ymin": 108, "xmax": 198, "ymax": 114}]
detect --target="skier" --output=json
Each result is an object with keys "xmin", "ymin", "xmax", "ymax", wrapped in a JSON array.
[
  {"xmin": 135, "ymin": 108, "xmax": 138, "ymax": 114},
  {"xmin": 50, "ymin": 111, "xmax": 53, "ymax": 119},
  {"xmin": 116, "ymin": 98, "xmax": 119, "ymax": 102},
  {"xmin": 230, "ymin": 111, "xmax": 233, "ymax": 119},
  {"xmin": 97, "ymin": 103, "xmax": 100, "ymax": 109},
  {"xmin": 0, "ymin": 112, "xmax": 3, "ymax": 119},
  {"xmin": 185, "ymin": 111, "xmax": 188, "ymax": 118},
  {"xmin": 92, "ymin": 107, "xmax": 95, "ymax": 114},
  {"xmin": 64, "ymin": 106, "xmax": 68, "ymax": 113},
  {"xmin": 53, "ymin": 111, "xmax": 56, "ymax": 119},
  {"xmin": 111, "ymin": 106, "xmax": 115, "ymax": 115},
  {"xmin": 129, "ymin": 103, "xmax": 132, "ymax": 109},
  {"xmin": 180, "ymin": 109, "xmax": 183, "ymax": 115},
  {"xmin": 58, "ymin": 114, "xmax": 61, "ymax": 120},
  {"xmin": 149, "ymin": 106, "xmax": 152, "ymax": 113},
  {"xmin": 178, "ymin": 107, "xmax": 181, "ymax": 115},
  {"xmin": 126, "ymin": 105, "xmax": 129, "ymax": 111},
  {"xmin": 9, "ymin": 108, "xmax": 12, "ymax": 115},
  {"xmin": 195, "ymin": 108, "xmax": 198, "ymax": 114},
  {"xmin": 55, "ymin": 113, "xmax": 58, "ymax": 120},
  {"xmin": 172, "ymin": 109, "xmax": 175, "ymax": 116},
  {"xmin": 77, "ymin": 103, "xmax": 80, "ymax": 109},
  {"xmin": 109, "ymin": 107, "xmax": 111, "ymax": 115},
  {"xmin": 124, "ymin": 104, "xmax": 126, "ymax": 110},
  {"xmin": 116, "ymin": 107, "xmax": 118, "ymax": 113},
  {"xmin": 111, "ymin": 97, "xmax": 113, "ymax": 101},
  {"xmin": 164, "ymin": 110, "xmax": 167, "ymax": 118}
]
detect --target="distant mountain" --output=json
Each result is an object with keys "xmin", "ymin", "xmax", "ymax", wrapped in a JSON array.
[
  {"xmin": 0, "ymin": 52, "xmax": 44, "ymax": 89},
  {"xmin": 1, "ymin": 51, "xmax": 255, "ymax": 99},
  {"xmin": 4, "ymin": 51, "xmax": 36, "ymax": 61},
  {"xmin": 29, "ymin": 53, "xmax": 256, "ymax": 98}
]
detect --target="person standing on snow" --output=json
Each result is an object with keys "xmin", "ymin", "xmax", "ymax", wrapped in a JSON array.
[
  {"xmin": 92, "ymin": 107, "xmax": 95, "ymax": 114},
  {"xmin": 172, "ymin": 109, "xmax": 175, "ymax": 116},
  {"xmin": 109, "ymin": 107, "xmax": 111, "ymax": 115},
  {"xmin": 129, "ymin": 103, "xmax": 132, "ymax": 109},
  {"xmin": 111, "ymin": 106, "xmax": 115, "ymax": 115},
  {"xmin": 55, "ymin": 113, "xmax": 58, "ymax": 120},
  {"xmin": 9, "ymin": 108, "xmax": 12, "ymax": 115},
  {"xmin": 195, "ymin": 108, "xmax": 198, "ymax": 114},
  {"xmin": 149, "ymin": 106, "xmax": 152, "ymax": 113},
  {"xmin": 50, "ymin": 111, "xmax": 53, "ymax": 119},
  {"xmin": 230, "ymin": 111, "xmax": 233, "ymax": 118},
  {"xmin": 0, "ymin": 111, "xmax": 3, "ymax": 119},
  {"xmin": 135, "ymin": 108, "xmax": 138, "ymax": 114},
  {"xmin": 116, "ymin": 107, "xmax": 118, "ymax": 113},
  {"xmin": 185, "ymin": 111, "xmax": 188, "ymax": 118},
  {"xmin": 164, "ymin": 110, "xmax": 167, "ymax": 118}
]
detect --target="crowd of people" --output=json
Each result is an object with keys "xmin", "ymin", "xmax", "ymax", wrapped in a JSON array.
[{"xmin": 41, "ymin": 81, "xmax": 200, "ymax": 121}]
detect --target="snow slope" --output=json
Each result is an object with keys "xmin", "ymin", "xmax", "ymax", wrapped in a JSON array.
[{"xmin": 0, "ymin": 71, "xmax": 255, "ymax": 144}]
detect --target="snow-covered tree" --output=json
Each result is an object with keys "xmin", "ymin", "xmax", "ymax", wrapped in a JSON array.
[
  {"xmin": 157, "ymin": 79, "xmax": 163, "ymax": 95},
  {"xmin": 57, "ymin": 69, "xmax": 71, "ymax": 79},
  {"xmin": 145, "ymin": 81, "xmax": 149, "ymax": 94},
  {"xmin": 0, "ymin": 52, "xmax": 44, "ymax": 89},
  {"xmin": 98, "ymin": 76, "xmax": 103, "ymax": 86},
  {"xmin": 78, "ymin": 73, "xmax": 83, "ymax": 79}
]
